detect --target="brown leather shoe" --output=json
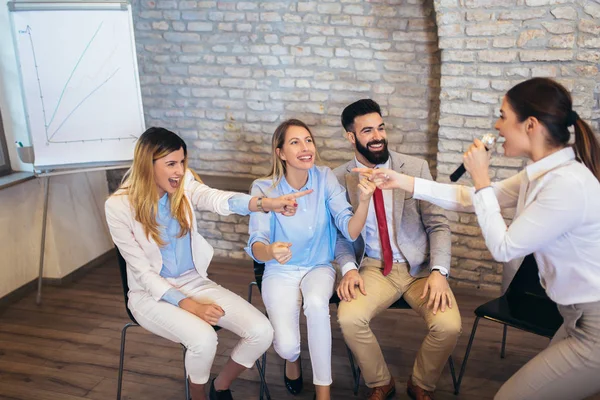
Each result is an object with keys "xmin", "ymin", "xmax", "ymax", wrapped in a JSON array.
[
  {"xmin": 406, "ymin": 375, "xmax": 434, "ymax": 400},
  {"xmin": 367, "ymin": 376, "xmax": 395, "ymax": 400}
]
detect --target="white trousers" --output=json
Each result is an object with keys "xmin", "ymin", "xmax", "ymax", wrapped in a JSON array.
[
  {"xmin": 495, "ymin": 300, "xmax": 600, "ymax": 400},
  {"xmin": 261, "ymin": 265, "xmax": 336, "ymax": 386},
  {"xmin": 128, "ymin": 270, "xmax": 273, "ymax": 384}
]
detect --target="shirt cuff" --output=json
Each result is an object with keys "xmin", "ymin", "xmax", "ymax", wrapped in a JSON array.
[
  {"xmin": 473, "ymin": 186, "xmax": 500, "ymax": 216},
  {"xmin": 161, "ymin": 288, "xmax": 187, "ymax": 307},
  {"xmin": 431, "ymin": 266, "xmax": 449, "ymax": 277},
  {"xmin": 228, "ymin": 194, "xmax": 253, "ymax": 216},
  {"xmin": 412, "ymin": 177, "xmax": 431, "ymax": 200},
  {"xmin": 341, "ymin": 261, "xmax": 359, "ymax": 276},
  {"xmin": 244, "ymin": 239, "xmax": 270, "ymax": 262}
]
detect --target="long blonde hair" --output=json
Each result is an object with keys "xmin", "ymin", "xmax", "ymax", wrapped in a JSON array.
[
  {"xmin": 267, "ymin": 119, "xmax": 319, "ymax": 188},
  {"xmin": 114, "ymin": 127, "xmax": 193, "ymax": 246}
]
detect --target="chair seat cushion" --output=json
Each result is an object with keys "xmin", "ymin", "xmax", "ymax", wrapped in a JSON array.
[{"xmin": 475, "ymin": 295, "xmax": 563, "ymax": 338}]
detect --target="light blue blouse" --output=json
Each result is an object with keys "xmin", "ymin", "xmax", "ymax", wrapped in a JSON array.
[
  {"xmin": 246, "ymin": 165, "xmax": 355, "ymax": 269},
  {"xmin": 159, "ymin": 193, "xmax": 251, "ymax": 306}
]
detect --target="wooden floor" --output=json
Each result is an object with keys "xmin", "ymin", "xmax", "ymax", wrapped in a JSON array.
[{"xmin": 1, "ymin": 256, "xmax": 599, "ymax": 400}]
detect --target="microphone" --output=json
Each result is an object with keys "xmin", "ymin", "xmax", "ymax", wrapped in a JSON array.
[{"xmin": 449, "ymin": 134, "xmax": 497, "ymax": 182}]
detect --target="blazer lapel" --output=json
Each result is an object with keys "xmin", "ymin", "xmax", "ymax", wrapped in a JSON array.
[
  {"xmin": 345, "ymin": 159, "xmax": 361, "ymax": 210},
  {"xmin": 390, "ymin": 153, "xmax": 407, "ymax": 231}
]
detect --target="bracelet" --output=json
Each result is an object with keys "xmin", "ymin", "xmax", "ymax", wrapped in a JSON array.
[{"xmin": 256, "ymin": 197, "xmax": 268, "ymax": 213}]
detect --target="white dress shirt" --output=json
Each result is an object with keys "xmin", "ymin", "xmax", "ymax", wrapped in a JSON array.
[{"xmin": 414, "ymin": 147, "xmax": 600, "ymax": 305}]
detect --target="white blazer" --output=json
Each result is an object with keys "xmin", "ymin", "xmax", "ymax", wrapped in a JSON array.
[{"xmin": 105, "ymin": 170, "xmax": 238, "ymax": 301}]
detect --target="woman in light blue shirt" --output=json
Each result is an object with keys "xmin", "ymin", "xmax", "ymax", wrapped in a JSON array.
[{"xmin": 247, "ymin": 119, "xmax": 374, "ymax": 400}]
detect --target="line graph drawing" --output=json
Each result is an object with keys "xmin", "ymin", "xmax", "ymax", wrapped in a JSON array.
[
  {"xmin": 10, "ymin": 5, "xmax": 145, "ymax": 168},
  {"xmin": 18, "ymin": 23, "xmax": 136, "ymax": 144}
]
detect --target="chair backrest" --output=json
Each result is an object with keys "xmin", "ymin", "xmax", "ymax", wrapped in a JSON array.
[
  {"xmin": 506, "ymin": 254, "xmax": 547, "ymax": 299},
  {"xmin": 505, "ymin": 254, "xmax": 563, "ymax": 334},
  {"xmin": 115, "ymin": 246, "xmax": 137, "ymax": 324}
]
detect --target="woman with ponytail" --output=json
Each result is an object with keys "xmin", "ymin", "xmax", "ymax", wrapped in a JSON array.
[
  {"xmin": 358, "ymin": 77, "xmax": 600, "ymax": 400},
  {"xmin": 106, "ymin": 127, "xmax": 309, "ymax": 400}
]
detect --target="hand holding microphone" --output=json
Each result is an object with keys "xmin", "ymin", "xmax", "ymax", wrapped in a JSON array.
[{"xmin": 449, "ymin": 133, "xmax": 497, "ymax": 182}]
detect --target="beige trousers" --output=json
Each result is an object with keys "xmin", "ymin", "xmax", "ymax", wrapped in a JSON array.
[
  {"xmin": 495, "ymin": 300, "xmax": 600, "ymax": 400},
  {"xmin": 337, "ymin": 258, "xmax": 462, "ymax": 391}
]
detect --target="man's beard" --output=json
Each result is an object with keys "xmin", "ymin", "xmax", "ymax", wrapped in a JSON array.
[{"xmin": 355, "ymin": 136, "xmax": 390, "ymax": 166}]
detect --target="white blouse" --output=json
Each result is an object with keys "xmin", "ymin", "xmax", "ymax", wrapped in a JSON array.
[{"xmin": 414, "ymin": 147, "xmax": 600, "ymax": 306}]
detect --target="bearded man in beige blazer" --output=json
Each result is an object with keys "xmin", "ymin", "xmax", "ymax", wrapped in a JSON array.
[{"xmin": 334, "ymin": 99, "xmax": 462, "ymax": 400}]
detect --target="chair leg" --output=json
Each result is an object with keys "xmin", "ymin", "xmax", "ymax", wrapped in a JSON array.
[
  {"xmin": 345, "ymin": 343, "xmax": 360, "ymax": 395},
  {"xmin": 447, "ymin": 355, "xmax": 457, "ymax": 394},
  {"xmin": 182, "ymin": 346, "xmax": 190, "ymax": 400},
  {"xmin": 248, "ymin": 281, "xmax": 257, "ymax": 303},
  {"xmin": 455, "ymin": 316, "xmax": 480, "ymax": 395},
  {"xmin": 501, "ymin": 324, "xmax": 508, "ymax": 359},
  {"xmin": 255, "ymin": 351, "xmax": 270, "ymax": 400},
  {"xmin": 117, "ymin": 322, "xmax": 137, "ymax": 400}
]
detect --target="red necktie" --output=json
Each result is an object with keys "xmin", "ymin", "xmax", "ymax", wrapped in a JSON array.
[{"xmin": 372, "ymin": 188, "xmax": 393, "ymax": 276}]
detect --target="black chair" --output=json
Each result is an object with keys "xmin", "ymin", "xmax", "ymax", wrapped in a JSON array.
[
  {"xmin": 248, "ymin": 261, "xmax": 458, "ymax": 395},
  {"xmin": 115, "ymin": 248, "xmax": 271, "ymax": 400},
  {"xmin": 454, "ymin": 254, "xmax": 563, "ymax": 394}
]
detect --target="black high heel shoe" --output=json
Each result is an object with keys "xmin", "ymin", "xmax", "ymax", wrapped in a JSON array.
[{"xmin": 284, "ymin": 359, "xmax": 303, "ymax": 395}]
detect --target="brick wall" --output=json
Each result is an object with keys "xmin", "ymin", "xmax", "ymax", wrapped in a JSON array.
[
  {"xmin": 131, "ymin": 0, "xmax": 442, "ymax": 261},
  {"xmin": 126, "ymin": 0, "xmax": 600, "ymax": 292},
  {"xmin": 433, "ymin": 0, "xmax": 600, "ymax": 290}
]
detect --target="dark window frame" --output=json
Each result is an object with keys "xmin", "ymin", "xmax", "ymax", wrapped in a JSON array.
[{"xmin": 0, "ymin": 109, "xmax": 12, "ymax": 177}]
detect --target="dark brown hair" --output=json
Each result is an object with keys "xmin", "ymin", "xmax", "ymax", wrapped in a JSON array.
[{"xmin": 506, "ymin": 77, "xmax": 600, "ymax": 181}]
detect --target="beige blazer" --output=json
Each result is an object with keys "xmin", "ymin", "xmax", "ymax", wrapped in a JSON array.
[
  {"xmin": 334, "ymin": 151, "xmax": 451, "ymax": 277},
  {"xmin": 105, "ymin": 170, "xmax": 238, "ymax": 301}
]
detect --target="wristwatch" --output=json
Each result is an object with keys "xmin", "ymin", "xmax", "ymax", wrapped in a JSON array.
[
  {"xmin": 432, "ymin": 267, "xmax": 449, "ymax": 278},
  {"xmin": 256, "ymin": 197, "xmax": 268, "ymax": 213}
]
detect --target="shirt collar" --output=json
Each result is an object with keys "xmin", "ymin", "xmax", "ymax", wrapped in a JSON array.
[
  {"xmin": 525, "ymin": 147, "xmax": 576, "ymax": 182},
  {"xmin": 355, "ymin": 157, "xmax": 390, "ymax": 170},
  {"xmin": 158, "ymin": 193, "xmax": 169, "ymax": 210},
  {"xmin": 280, "ymin": 166, "xmax": 314, "ymax": 193}
]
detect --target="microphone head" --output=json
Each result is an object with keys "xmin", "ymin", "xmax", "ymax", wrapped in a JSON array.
[{"xmin": 481, "ymin": 133, "xmax": 497, "ymax": 150}]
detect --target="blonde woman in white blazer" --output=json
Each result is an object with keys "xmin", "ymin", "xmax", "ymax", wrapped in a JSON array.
[{"xmin": 105, "ymin": 127, "xmax": 310, "ymax": 400}]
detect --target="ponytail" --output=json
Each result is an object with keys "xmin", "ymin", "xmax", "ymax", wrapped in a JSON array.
[{"xmin": 573, "ymin": 118, "xmax": 600, "ymax": 181}]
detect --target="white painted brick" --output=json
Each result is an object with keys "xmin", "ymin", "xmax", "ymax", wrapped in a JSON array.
[
  {"xmin": 465, "ymin": 11, "xmax": 493, "ymax": 22},
  {"xmin": 438, "ymin": 38, "xmax": 464, "ymax": 49},
  {"xmin": 351, "ymin": 16, "xmax": 375, "ymax": 27},
  {"xmin": 517, "ymin": 29, "xmax": 546, "ymax": 47},
  {"xmin": 520, "ymin": 50, "xmax": 574, "ymax": 61},
  {"xmin": 472, "ymin": 91, "xmax": 500, "ymax": 104},
  {"xmin": 531, "ymin": 66, "xmax": 559, "ymax": 77},
  {"xmin": 350, "ymin": 49, "xmax": 374, "ymax": 59},
  {"xmin": 317, "ymin": 3, "xmax": 342, "ymax": 14},
  {"xmin": 549, "ymin": 34, "xmax": 575, "ymax": 49},
  {"xmin": 442, "ymin": 76, "xmax": 489, "ymax": 89},
  {"xmin": 464, "ymin": 38, "xmax": 489, "ymax": 49},
  {"xmin": 188, "ymin": 21, "xmax": 213, "ymax": 31},
  {"xmin": 498, "ymin": 8, "xmax": 546, "ymax": 20},
  {"xmin": 479, "ymin": 50, "xmax": 518, "ymax": 62},
  {"xmin": 584, "ymin": 2, "xmax": 600, "ymax": 19},
  {"xmin": 492, "ymin": 37, "xmax": 516, "ymax": 48},
  {"xmin": 441, "ymin": 51, "xmax": 476, "ymax": 62},
  {"xmin": 550, "ymin": 6, "xmax": 577, "ymax": 20},
  {"xmin": 578, "ymin": 34, "xmax": 600, "ymax": 49},
  {"xmin": 466, "ymin": 22, "xmax": 519, "ymax": 36},
  {"xmin": 506, "ymin": 67, "xmax": 529, "ymax": 78},
  {"xmin": 441, "ymin": 102, "xmax": 491, "ymax": 117},
  {"xmin": 579, "ymin": 20, "xmax": 600, "ymax": 36},
  {"xmin": 541, "ymin": 21, "xmax": 575, "ymax": 34},
  {"xmin": 491, "ymin": 80, "xmax": 512, "ymax": 91}
]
